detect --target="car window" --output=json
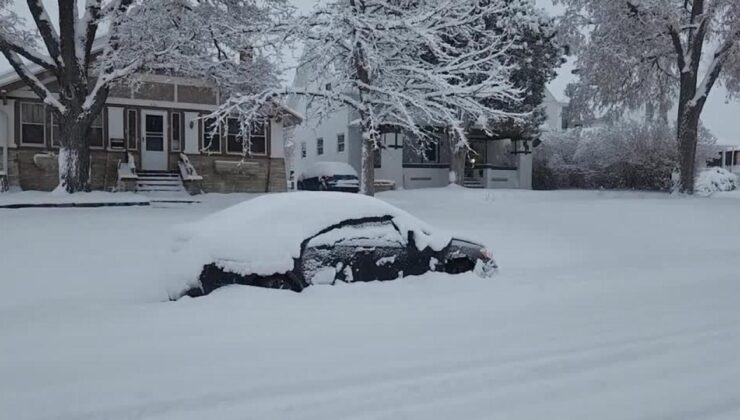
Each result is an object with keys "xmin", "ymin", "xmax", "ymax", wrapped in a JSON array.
[{"xmin": 307, "ymin": 219, "xmax": 406, "ymax": 249}]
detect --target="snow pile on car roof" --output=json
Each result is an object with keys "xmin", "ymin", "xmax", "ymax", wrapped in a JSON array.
[
  {"xmin": 170, "ymin": 192, "xmax": 451, "ymax": 288},
  {"xmin": 299, "ymin": 161, "xmax": 358, "ymax": 180}
]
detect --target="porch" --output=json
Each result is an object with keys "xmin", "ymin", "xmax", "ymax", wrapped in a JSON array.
[{"xmin": 462, "ymin": 131, "xmax": 534, "ymax": 189}]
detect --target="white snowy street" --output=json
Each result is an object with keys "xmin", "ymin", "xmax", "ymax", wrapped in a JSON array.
[{"xmin": 2, "ymin": 188, "xmax": 740, "ymax": 420}]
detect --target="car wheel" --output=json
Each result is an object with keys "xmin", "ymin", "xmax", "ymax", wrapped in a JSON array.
[
  {"xmin": 261, "ymin": 275, "xmax": 291, "ymax": 290},
  {"xmin": 445, "ymin": 258, "xmax": 475, "ymax": 275},
  {"xmin": 261, "ymin": 274, "xmax": 305, "ymax": 292}
]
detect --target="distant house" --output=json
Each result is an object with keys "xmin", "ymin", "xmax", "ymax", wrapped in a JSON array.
[
  {"xmin": 706, "ymin": 144, "xmax": 740, "ymax": 174},
  {"xmin": 289, "ymin": 86, "xmax": 566, "ymax": 190},
  {"xmin": 0, "ymin": 68, "xmax": 301, "ymax": 193}
]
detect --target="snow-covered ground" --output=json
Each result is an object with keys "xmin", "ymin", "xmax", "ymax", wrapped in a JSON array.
[
  {"xmin": 0, "ymin": 191, "xmax": 150, "ymax": 207},
  {"xmin": 2, "ymin": 188, "xmax": 740, "ymax": 420}
]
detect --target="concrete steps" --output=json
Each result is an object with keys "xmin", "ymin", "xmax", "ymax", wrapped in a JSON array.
[
  {"xmin": 463, "ymin": 177, "xmax": 485, "ymax": 189},
  {"xmin": 136, "ymin": 171, "xmax": 187, "ymax": 194}
]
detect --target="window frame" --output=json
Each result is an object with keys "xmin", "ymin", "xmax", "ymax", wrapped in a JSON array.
[
  {"xmin": 337, "ymin": 133, "xmax": 345, "ymax": 153},
  {"xmin": 248, "ymin": 122, "xmax": 268, "ymax": 156},
  {"xmin": 202, "ymin": 116, "xmax": 222, "ymax": 154},
  {"xmin": 87, "ymin": 111, "xmax": 106, "ymax": 150},
  {"xmin": 171, "ymin": 111, "xmax": 183, "ymax": 153},
  {"xmin": 225, "ymin": 117, "xmax": 243, "ymax": 155},
  {"xmin": 19, "ymin": 102, "xmax": 46, "ymax": 147},
  {"xmin": 402, "ymin": 131, "xmax": 441, "ymax": 164},
  {"xmin": 125, "ymin": 109, "xmax": 138, "ymax": 150},
  {"xmin": 301, "ymin": 142, "xmax": 307, "ymax": 159},
  {"xmin": 50, "ymin": 112, "xmax": 61, "ymax": 149},
  {"xmin": 316, "ymin": 137, "xmax": 324, "ymax": 156}
]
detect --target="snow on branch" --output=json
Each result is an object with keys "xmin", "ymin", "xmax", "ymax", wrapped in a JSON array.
[{"xmin": 215, "ymin": 0, "xmax": 535, "ymax": 151}]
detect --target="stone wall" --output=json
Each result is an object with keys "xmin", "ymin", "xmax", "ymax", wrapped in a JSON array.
[
  {"xmin": 186, "ymin": 155, "xmax": 287, "ymax": 193},
  {"xmin": 10, "ymin": 149, "xmax": 124, "ymax": 191},
  {"xmin": 7, "ymin": 149, "xmax": 286, "ymax": 193}
]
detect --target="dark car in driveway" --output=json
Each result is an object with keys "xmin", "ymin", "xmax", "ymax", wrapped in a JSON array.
[
  {"xmin": 298, "ymin": 162, "xmax": 360, "ymax": 193},
  {"xmin": 173, "ymin": 192, "xmax": 497, "ymax": 298}
]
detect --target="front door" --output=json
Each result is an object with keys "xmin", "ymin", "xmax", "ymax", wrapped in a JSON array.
[{"xmin": 141, "ymin": 110, "xmax": 168, "ymax": 171}]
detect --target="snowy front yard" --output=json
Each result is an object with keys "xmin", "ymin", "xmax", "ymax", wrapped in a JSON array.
[{"xmin": 2, "ymin": 188, "xmax": 740, "ymax": 420}]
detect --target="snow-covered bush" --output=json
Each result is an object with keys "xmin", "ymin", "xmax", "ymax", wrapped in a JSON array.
[
  {"xmin": 534, "ymin": 121, "xmax": 715, "ymax": 191},
  {"xmin": 695, "ymin": 168, "xmax": 738, "ymax": 195}
]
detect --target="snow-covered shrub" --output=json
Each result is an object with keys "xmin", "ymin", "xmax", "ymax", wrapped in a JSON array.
[
  {"xmin": 534, "ymin": 121, "xmax": 714, "ymax": 191},
  {"xmin": 695, "ymin": 168, "xmax": 738, "ymax": 195},
  {"xmin": 533, "ymin": 128, "xmax": 585, "ymax": 190},
  {"xmin": 576, "ymin": 122, "xmax": 676, "ymax": 190}
]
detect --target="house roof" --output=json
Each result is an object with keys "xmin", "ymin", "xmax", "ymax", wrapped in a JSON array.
[
  {"xmin": 0, "ymin": 37, "xmax": 109, "ymax": 92},
  {"xmin": 0, "ymin": 50, "xmax": 304, "ymax": 126}
]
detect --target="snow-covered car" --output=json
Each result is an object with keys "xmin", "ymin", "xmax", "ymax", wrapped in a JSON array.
[
  {"xmin": 298, "ymin": 161, "xmax": 360, "ymax": 193},
  {"xmin": 171, "ymin": 192, "xmax": 497, "ymax": 298}
]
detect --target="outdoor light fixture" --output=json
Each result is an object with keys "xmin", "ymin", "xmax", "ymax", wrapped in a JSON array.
[{"xmin": 1, "ymin": 89, "xmax": 7, "ymax": 106}]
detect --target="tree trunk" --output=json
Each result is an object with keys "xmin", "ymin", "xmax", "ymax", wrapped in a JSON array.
[
  {"xmin": 360, "ymin": 130, "xmax": 376, "ymax": 196},
  {"xmin": 677, "ymin": 107, "xmax": 701, "ymax": 194},
  {"xmin": 449, "ymin": 147, "xmax": 466, "ymax": 186},
  {"xmin": 56, "ymin": 118, "xmax": 92, "ymax": 193}
]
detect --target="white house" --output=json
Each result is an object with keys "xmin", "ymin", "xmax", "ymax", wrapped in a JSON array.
[{"xmin": 289, "ymin": 86, "xmax": 566, "ymax": 190}]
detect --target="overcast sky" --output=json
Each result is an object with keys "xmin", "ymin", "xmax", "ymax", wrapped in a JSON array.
[{"xmin": 2, "ymin": 0, "xmax": 738, "ymax": 144}]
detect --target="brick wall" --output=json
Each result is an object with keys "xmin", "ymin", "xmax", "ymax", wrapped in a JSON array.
[
  {"xmin": 187, "ymin": 155, "xmax": 287, "ymax": 193},
  {"xmin": 11, "ymin": 149, "xmax": 124, "ymax": 191},
  {"xmin": 8, "ymin": 149, "xmax": 286, "ymax": 193}
]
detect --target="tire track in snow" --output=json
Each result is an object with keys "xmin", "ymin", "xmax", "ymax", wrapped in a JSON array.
[{"xmin": 44, "ymin": 322, "xmax": 740, "ymax": 420}]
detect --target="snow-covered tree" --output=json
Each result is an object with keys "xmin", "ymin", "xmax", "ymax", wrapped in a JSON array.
[
  {"xmin": 0, "ymin": 0, "xmax": 288, "ymax": 193},
  {"xmin": 555, "ymin": 0, "xmax": 740, "ymax": 193},
  {"xmin": 449, "ymin": 4, "xmax": 562, "ymax": 185},
  {"xmin": 215, "ymin": 0, "xmax": 536, "ymax": 195}
]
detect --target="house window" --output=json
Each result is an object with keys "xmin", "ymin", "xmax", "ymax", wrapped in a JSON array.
[
  {"xmin": 225, "ymin": 118, "xmax": 242, "ymax": 154},
  {"xmin": 249, "ymin": 122, "xmax": 267, "ymax": 156},
  {"xmin": 20, "ymin": 103, "xmax": 46, "ymax": 146},
  {"xmin": 171, "ymin": 112, "xmax": 182, "ymax": 152},
  {"xmin": 374, "ymin": 146, "xmax": 382, "ymax": 168},
  {"xmin": 88, "ymin": 113, "xmax": 104, "ymax": 149},
  {"xmin": 316, "ymin": 138, "xmax": 324, "ymax": 155},
  {"xmin": 424, "ymin": 142, "xmax": 437, "ymax": 162},
  {"xmin": 337, "ymin": 134, "xmax": 345, "ymax": 152},
  {"xmin": 203, "ymin": 117, "xmax": 221, "ymax": 153},
  {"xmin": 126, "ymin": 109, "xmax": 138, "ymax": 150},
  {"xmin": 403, "ymin": 132, "xmax": 440, "ymax": 164},
  {"xmin": 51, "ymin": 113, "xmax": 61, "ymax": 147},
  {"xmin": 301, "ymin": 142, "xmax": 307, "ymax": 158}
]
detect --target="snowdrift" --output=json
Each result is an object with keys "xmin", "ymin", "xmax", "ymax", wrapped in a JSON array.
[{"xmin": 695, "ymin": 167, "xmax": 738, "ymax": 195}]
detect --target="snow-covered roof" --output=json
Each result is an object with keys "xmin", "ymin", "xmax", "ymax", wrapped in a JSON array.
[
  {"xmin": 0, "ymin": 37, "xmax": 108, "ymax": 91},
  {"xmin": 170, "ymin": 192, "xmax": 452, "ymax": 285}
]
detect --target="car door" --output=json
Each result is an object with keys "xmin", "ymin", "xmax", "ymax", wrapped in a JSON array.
[{"xmin": 300, "ymin": 218, "xmax": 408, "ymax": 284}]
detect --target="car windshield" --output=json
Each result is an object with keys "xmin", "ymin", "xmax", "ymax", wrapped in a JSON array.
[
  {"xmin": 450, "ymin": 238, "xmax": 482, "ymax": 248},
  {"xmin": 307, "ymin": 219, "xmax": 405, "ymax": 248}
]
